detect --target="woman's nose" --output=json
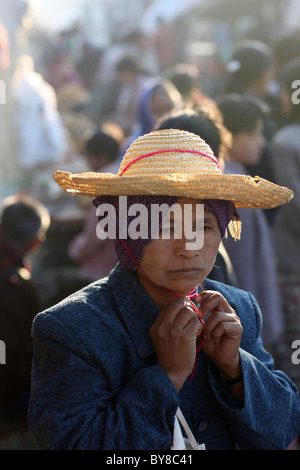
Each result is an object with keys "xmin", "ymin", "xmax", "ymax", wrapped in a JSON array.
[{"xmin": 174, "ymin": 238, "xmax": 199, "ymax": 258}]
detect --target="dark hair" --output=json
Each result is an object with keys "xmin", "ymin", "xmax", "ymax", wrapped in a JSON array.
[
  {"xmin": 84, "ymin": 129, "xmax": 120, "ymax": 163},
  {"xmin": 163, "ymin": 63, "xmax": 199, "ymax": 98},
  {"xmin": 273, "ymin": 35, "xmax": 300, "ymax": 68},
  {"xmin": 226, "ymin": 40, "xmax": 272, "ymax": 93},
  {"xmin": 279, "ymin": 56, "xmax": 300, "ymax": 121},
  {"xmin": 0, "ymin": 195, "xmax": 50, "ymax": 245},
  {"xmin": 217, "ymin": 93, "xmax": 269, "ymax": 136},
  {"xmin": 116, "ymin": 56, "xmax": 141, "ymax": 74},
  {"xmin": 156, "ymin": 106, "xmax": 231, "ymax": 159}
]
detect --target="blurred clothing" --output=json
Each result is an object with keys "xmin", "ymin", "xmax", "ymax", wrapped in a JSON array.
[
  {"xmin": 270, "ymin": 123, "xmax": 300, "ymax": 392},
  {"xmin": 110, "ymin": 72, "xmax": 149, "ymax": 136},
  {"xmin": 11, "ymin": 56, "xmax": 69, "ymax": 172},
  {"xmin": 271, "ymin": 274, "xmax": 300, "ymax": 393},
  {"xmin": 69, "ymin": 204, "xmax": 117, "ymax": 281},
  {"xmin": 0, "ymin": 22, "xmax": 10, "ymax": 71},
  {"xmin": 271, "ymin": 124, "xmax": 300, "ymax": 275},
  {"xmin": 208, "ymin": 242, "xmax": 237, "ymax": 287},
  {"xmin": 223, "ymin": 160, "xmax": 283, "ymax": 346}
]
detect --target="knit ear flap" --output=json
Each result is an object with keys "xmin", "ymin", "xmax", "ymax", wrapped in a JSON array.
[
  {"xmin": 226, "ymin": 208, "xmax": 242, "ymax": 241},
  {"xmin": 203, "ymin": 199, "xmax": 241, "ymax": 240}
]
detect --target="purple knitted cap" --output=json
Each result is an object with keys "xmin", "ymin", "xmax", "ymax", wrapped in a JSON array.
[{"xmin": 93, "ymin": 195, "xmax": 238, "ymax": 271}]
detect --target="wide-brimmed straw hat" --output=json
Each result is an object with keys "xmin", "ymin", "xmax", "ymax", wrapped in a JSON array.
[{"xmin": 53, "ymin": 129, "xmax": 293, "ymax": 209}]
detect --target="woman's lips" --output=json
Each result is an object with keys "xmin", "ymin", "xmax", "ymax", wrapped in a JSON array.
[{"xmin": 170, "ymin": 268, "xmax": 201, "ymax": 276}]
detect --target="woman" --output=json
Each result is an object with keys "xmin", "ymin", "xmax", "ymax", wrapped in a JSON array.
[{"xmin": 29, "ymin": 129, "xmax": 299, "ymax": 450}]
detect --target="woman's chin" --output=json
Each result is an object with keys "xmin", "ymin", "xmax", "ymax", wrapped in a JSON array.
[{"xmin": 164, "ymin": 277, "xmax": 203, "ymax": 296}]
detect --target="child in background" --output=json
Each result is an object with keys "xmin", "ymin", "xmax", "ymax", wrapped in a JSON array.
[
  {"xmin": 0, "ymin": 194, "xmax": 50, "ymax": 448},
  {"xmin": 68, "ymin": 126, "xmax": 122, "ymax": 280}
]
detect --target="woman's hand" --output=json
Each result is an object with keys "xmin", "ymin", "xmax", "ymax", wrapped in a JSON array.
[
  {"xmin": 150, "ymin": 290, "xmax": 243, "ymax": 398},
  {"xmin": 193, "ymin": 290, "xmax": 243, "ymax": 379},
  {"xmin": 150, "ymin": 297, "xmax": 203, "ymax": 392}
]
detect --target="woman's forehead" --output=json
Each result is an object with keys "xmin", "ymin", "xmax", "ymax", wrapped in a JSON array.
[
  {"xmin": 177, "ymin": 196, "xmax": 202, "ymax": 205},
  {"xmin": 176, "ymin": 197, "xmax": 216, "ymax": 214},
  {"xmin": 167, "ymin": 199, "xmax": 218, "ymax": 222}
]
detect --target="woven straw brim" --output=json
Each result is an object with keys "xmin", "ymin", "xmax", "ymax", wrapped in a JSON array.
[{"xmin": 53, "ymin": 170, "xmax": 293, "ymax": 209}]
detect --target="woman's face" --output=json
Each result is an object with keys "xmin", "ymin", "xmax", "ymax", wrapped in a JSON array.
[{"xmin": 136, "ymin": 197, "xmax": 221, "ymax": 307}]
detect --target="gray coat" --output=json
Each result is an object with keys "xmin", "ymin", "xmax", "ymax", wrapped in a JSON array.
[{"xmin": 28, "ymin": 263, "xmax": 300, "ymax": 450}]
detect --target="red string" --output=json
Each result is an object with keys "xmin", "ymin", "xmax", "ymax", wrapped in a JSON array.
[
  {"xmin": 120, "ymin": 148, "xmax": 221, "ymax": 175},
  {"xmin": 189, "ymin": 299, "xmax": 204, "ymax": 381},
  {"xmin": 120, "ymin": 239, "xmax": 145, "ymax": 274}
]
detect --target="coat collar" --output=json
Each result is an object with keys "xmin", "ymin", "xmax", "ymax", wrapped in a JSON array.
[
  {"xmin": 109, "ymin": 263, "xmax": 160, "ymax": 359},
  {"xmin": 108, "ymin": 263, "xmax": 204, "ymax": 359}
]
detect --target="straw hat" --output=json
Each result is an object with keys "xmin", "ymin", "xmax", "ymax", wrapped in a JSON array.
[{"xmin": 53, "ymin": 129, "xmax": 293, "ymax": 209}]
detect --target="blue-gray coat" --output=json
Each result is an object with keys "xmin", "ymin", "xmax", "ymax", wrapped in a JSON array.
[{"xmin": 28, "ymin": 263, "xmax": 300, "ymax": 450}]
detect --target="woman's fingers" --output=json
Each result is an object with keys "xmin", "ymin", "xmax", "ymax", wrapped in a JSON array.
[
  {"xmin": 194, "ymin": 290, "xmax": 235, "ymax": 319},
  {"xmin": 202, "ymin": 311, "xmax": 242, "ymax": 341},
  {"xmin": 151, "ymin": 297, "xmax": 201, "ymax": 331}
]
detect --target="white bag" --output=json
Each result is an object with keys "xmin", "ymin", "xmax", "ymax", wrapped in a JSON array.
[{"xmin": 171, "ymin": 407, "xmax": 206, "ymax": 450}]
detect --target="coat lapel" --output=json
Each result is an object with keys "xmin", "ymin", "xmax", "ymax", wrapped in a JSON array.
[{"xmin": 109, "ymin": 264, "xmax": 160, "ymax": 359}]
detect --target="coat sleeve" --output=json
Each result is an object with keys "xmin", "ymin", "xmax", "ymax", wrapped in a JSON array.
[
  {"xmin": 207, "ymin": 290, "xmax": 300, "ymax": 450},
  {"xmin": 29, "ymin": 311, "xmax": 179, "ymax": 450}
]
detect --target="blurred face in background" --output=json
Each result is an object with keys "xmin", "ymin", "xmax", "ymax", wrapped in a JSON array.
[
  {"xmin": 151, "ymin": 86, "xmax": 179, "ymax": 121},
  {"xmin": 280, "ymin": 84, "xmax": 293, "ymax": 117},
  {"xmin": 228, "ymin": 118, "xmax": 265, "ymax": 166}
]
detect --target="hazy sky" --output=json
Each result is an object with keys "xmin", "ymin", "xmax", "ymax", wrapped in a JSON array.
[{"xmin": 26, "ymin": 0, "xmax": 92, "ymax": 33}]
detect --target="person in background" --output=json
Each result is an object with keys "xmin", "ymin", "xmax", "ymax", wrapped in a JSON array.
[
  {"xmin": 269, "ymin": 56, "xmax": 300, "ymax": 399},
  {"xmin": 0, "ymin": 194, "xmax": 50, "ymax": 449},
  {"xmin": 225, "ymin": 40, "xmax": 273, "ymax": 98},
  {"xmin": 163, "ymin": 63, "xmax": 211, "ymax": 109},
  {"xmin": 268, "ymin": 33, "xmax": 300, "ymax": 129},
  {"xmin": 110, "ymin": 56, "xmax": 150, "ymax": 137},
  {"xmin": 152, "ymin": 17, "xmax": 177, "ymax": 71},
  {"xmin": 156, "ymin": 106, "xmax": 236, "ymax": 286},
  {"xmin": 120, "ymin": 76, "xmax": 183, "ymax": 157},
  {"xmin": 68, "ymin": 126, "xmax": 122, "ymax": 281},
  {"xmin": 225, "ymin": 40, "xmax": 277, "ymax": 192},
  {"xmin": 217, "ymin": 93, "xmax": 283, "ymax": 349},
  {"xmin": 11, "ymin": 55, "xmax": 70, "ymax": 184}
]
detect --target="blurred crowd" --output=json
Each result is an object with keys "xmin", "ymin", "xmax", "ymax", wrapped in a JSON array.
[{"xmin": 1, "ymin": 7, "xmax": 300, "ymax": 449}]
